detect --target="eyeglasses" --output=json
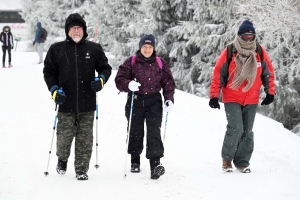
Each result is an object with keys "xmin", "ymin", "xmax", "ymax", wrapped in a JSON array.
[
  {"xmin": 240, "ymin": 33, "xmax": 255, "ymax": 41},
  {"xmin": 69, "ymin": 26, "xmax": 83, "ymax": 31}
]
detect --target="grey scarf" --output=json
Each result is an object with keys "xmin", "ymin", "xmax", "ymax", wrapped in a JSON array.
[{"xmin": 229, "ymin": 35, "xmax": 257, "ymax": 92}]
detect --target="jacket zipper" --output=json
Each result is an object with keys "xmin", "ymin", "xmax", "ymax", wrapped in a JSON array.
[
  {"xmin": 75, "ymin": 44, "xmax": 79, "ymax": 113},
  {"xmin": 65, "ymin": 51, "xmax": 70, "ymax": 65}
]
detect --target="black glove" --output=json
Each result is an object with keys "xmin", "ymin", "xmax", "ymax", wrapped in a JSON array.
[
  {"xmin": 50, "ymin": 85, "xmax": 66, "ymax": 105},
  {"xmin": 261, "ymin": 94, "xmax": 274, "ymax": 105},
  {"xmin": 11, "ymin": 46, "xmax": 13, "ymax": 49},
  {"xmin": 33, "ymin": 41, "xmax": 35, "ymax": 46},
  {"xmin": 209, "ymin": 98, "xmax": 220, "ymax": 109},
  {"xmin": 91, "ymin": 75, "xmax": 105, "ymax": 92},
  {"xmin": 52, "ymin": 89, "xmax": 66, "ymax": 105}
]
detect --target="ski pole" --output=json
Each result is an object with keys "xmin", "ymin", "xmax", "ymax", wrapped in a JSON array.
[
  {"xmin": 94, "ymin": 92, "xmax": 100, "ymax": 169},
  {"xmin": 160, "ymin": 112, "xmax": 169, "ymax": 166},
  {"xmin": 44, "ymin": 104, "xmax": 59, "ymax": 176},
  {"xmin": 162, "ymin": 112, "xmax": 168, "ymax": 144},
  {"xmin": 123, "ymin": 91, "xmax": 135, "ymax": 179}
]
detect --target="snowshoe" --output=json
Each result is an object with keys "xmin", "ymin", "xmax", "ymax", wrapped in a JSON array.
[
  {"xmin": 56, "ymin": 159, "xmax": 67, "ymax": 175},
  {"xmin": 76, "ymin": 172, "xmax": 88, "ymax": 180},
  {"xmin": 130, "ymin": 163, "xmax": 140, "ymax": 173},
  {"xmin": 151, "ymin": 165, "xmax": 165, "ymax": 179}
]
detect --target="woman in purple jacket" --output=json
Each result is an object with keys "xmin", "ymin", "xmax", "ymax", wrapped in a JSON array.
[{"xmin": 115, "ymin": 34, "xmax": 176, "ymax": 179}]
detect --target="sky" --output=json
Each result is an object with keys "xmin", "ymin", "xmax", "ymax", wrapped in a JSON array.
[
  {"xmin": 0, "ymin": 44, "xmax": 300, "ymax": 200},
  {"xmin": 0, "ymin": 0, "xmax": 21, "ymax": 10}
]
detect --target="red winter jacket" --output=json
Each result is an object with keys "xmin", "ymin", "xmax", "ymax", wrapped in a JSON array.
[{"xmin": 209, "ymin": 45, "xmax": 275, "ymax": 106}]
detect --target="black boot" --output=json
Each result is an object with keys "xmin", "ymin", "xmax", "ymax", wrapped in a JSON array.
[
  {"xmin": 151, "ymin": 165, "xmax": 165, "ymax": 179},
  {"xmin": 131, "ymin": 163, "xmax": 140, "ymax": 173},
  {"xmin": 150, "ymin": 158, "xmax": 165, "ymax": 179},
  {"xmin": 76, "ymin": 171, "xmax": 88, "ymax": 180},
  {"xmin": 56, "ymin": 159, "xmax": 67, "ymax": 175},
  {"xmin": 130, "ymin": 154, "xmax": 140, "ymax": 173}
]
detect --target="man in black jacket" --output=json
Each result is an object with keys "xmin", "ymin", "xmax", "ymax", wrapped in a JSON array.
[
  {"xmin": 43, "ymin": 13, "xmax": 112, "ymax": 180},
  {"xmin": 0, "ymin": 26, "xmax": 14, "ymax": 68}
]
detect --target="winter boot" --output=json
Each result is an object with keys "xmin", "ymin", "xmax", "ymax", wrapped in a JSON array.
[
  {"xmin": 76, "ymin": 172, "xmax": 88, "ymax": 180},
  {"xmin": 130, "ymin": 154, "xmax": 140, "ymax": 173},
  {"xmin": 237, "ymin": 166, "xmax": 251, "ymax": 173},
  {"xmin": 56, "ymin": 159, "xmax": 67, "ymax": 175},
  {"xmin": 150, "ymin": 158, "xmax": 165, "ymax": 179},
  {"xmin": 151, "ymin": 165, "xmax": 165, "ymax": 179},
  {"xmin": 8, "ymin": 63, "xmax": 13, "ymax": 68},
  {"xmin": 131, "ymin": 163, "xmax": 140, "ymax": 173},
  {"xmin": 222, "ymin": 158, "xmax": 233, "ymax": 172},
  {"xmin": 2, "ymin": 63, "xmax": 5, "ymax": 68}
]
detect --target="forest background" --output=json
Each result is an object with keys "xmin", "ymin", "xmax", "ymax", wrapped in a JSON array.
[{"xmin": 20, "ymin": 0, "xmax": 300, "ymax": 135}]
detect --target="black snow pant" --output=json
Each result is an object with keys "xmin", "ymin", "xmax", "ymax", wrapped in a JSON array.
[
  {"xmin": 222, "ymin": 103, "xmax": 258, "ymax": 168},
  {"xmin": 2, "ymin": 45, "xmax": 11, "ymax": 64},
  {"xmin": 125, "ymin": 92, "xmax": 164, "ymax": 160}
]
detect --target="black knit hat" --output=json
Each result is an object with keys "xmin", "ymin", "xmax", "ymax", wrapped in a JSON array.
[
  {"xmin": 238, "ymin": 20, "xmax": 256, "ymax": 35},
  {"xmin": 68, "ymin": 20, "xmax": 84, "ymax": 30},
  {"xmin": 65, "ymin": 13, "xmax": 88, "ymax": 39},
  {"xmin": 139, "ymin": 34, "xmax": 155, "ymax": 49}
]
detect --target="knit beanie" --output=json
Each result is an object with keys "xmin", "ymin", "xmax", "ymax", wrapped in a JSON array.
[
  {"xmin": 238, "ymin": 20, "xmax": 256, "ymax": 35},
  {"xmin": 139, "ymin": 34, "xmax": 155, "ymax": 49},
  {"xmin": 68, "ymin": 20, "xmax": 84, "ymax": 30}
]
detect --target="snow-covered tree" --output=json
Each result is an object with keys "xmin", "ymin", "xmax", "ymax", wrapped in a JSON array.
[
  {"xmin": 21, "ymin": 0, "xmax": 97, "ymax": 49},
  {"xmin": 156, "ymin": 0, "xmax": 229, "ymax": 96},
  {"xmin": 90, "ymin": 0, "xmax": 148, "ymax": 66},
  {"xmin": 19, "ymin": 0, "xmax": 300, "ymax": 134}
]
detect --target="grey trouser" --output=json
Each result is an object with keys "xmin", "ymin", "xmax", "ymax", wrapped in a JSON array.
[
  {"xmin": 56, "ymin": 111, "xmax": 94, "ymax": 173},
  {"xmin": 37, "ymin": 43, "xmax": 44, "ymax": 62},
  {"xmin": 222, "ymin": 103, "xmax": 258, "ymax": 167}
]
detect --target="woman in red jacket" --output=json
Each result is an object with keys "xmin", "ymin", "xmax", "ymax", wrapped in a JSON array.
[{"xmin": 209, "ymin": 20, "xmax": 275, "ymax": 173}]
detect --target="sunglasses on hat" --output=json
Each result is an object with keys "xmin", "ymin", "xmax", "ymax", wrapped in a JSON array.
[{"xmin": 240, "ymin": 33, "xmax": 256, "ymax": 41}]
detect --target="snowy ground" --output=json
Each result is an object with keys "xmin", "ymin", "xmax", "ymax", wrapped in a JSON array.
[{"xmin": 1, "ymin": 51, "xmax": 300, "ymax": 200}]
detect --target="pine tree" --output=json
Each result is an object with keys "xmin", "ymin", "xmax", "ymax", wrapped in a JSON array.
[
  {"xmin": 20, "ymin": 0, "xmax": 97, "ymax": 49},
  {"xmin": 19, "ymin": 0, "xmax": 300, "ymax": 134},
  {"xmin": 155, "ymin": 0, "xmax": 230, "ymax": 95},
  {"xmin": 91, "ymin": 0, "xmax": 148, "ymax": 66}
]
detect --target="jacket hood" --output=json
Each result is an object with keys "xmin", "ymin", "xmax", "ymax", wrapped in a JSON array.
[
  {"xmin": 3, "ymin": 26, "xmax": 11, "ymax": 32},
  {"xmin": 65, "ymin": 13, "xmax": 88, "ymax": 40},
  {"xmin": 37, "ymin": 22, "xmax": 42, "ymax": 29}
]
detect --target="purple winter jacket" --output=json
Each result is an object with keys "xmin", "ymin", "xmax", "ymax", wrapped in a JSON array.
[{"xmin": 115, "ymin": 52, "xmax": 175, "ymax": 103}]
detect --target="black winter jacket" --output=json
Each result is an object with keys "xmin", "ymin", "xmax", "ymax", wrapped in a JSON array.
[
  {"xmin": 43, "ymin": 13, "xmax": 112, "ymax": 113},
  {"xmin": 0, "ymin": 26, "xmax": 14, "ymax": 47}
]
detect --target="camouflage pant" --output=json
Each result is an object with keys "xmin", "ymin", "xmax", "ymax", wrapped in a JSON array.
[{"xmin": 56, "ymin": 111, "xmax": 94, "ymax": 173}]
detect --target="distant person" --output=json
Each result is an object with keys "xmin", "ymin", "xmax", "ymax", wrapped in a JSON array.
[
  {"xmin": 43, "ymin": 13, "xmax": 112, "ymax": 180},
  {"xmin": 115, "ymin": 34, "xmax": 176, "ymax": 179},
  {"xmin": 33, "ymin": 22, "xmax": 44, "ymax": 64},
  {"xmin": 0, "ymin": 26, "xmax": 14, "ymax": 68},
  {"xmin": 209, "ymin": 20, "xmax": 276, "ymax": 173}
]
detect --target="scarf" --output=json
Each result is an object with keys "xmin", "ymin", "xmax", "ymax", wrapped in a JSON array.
[{"xmin": 229, "ymin": 35, "xmax": 257, "ymax": 92}]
